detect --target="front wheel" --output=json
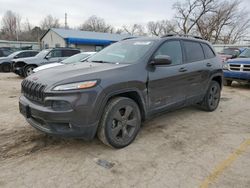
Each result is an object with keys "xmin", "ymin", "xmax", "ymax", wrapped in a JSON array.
[
  {"xmin": 198, "ymin": 81, "xmax": 221, "ymax": 112},
  {"xmin": 97, "ymin": 97, "xmax": 141, "ymax": 148},
  {"xmin": 24, "ymin": 65, "xmax": 36, "ymax": 77}
]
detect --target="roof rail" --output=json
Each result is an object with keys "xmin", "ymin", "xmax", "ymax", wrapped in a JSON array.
[{"xmin": 161, "ymin": 33, "xmax": 203, "ymax": 40}]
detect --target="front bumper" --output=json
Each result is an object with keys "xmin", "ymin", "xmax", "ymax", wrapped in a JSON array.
[
  {"xmin": 223, "ymin": 70, "xmax": 250, "ymax": 81},
  {"xmin": 19, "ymin": 92, "xmax": 100, "ymax": 140}
]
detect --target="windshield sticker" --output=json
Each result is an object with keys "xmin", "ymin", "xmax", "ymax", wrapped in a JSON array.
[{"xmin": 133, "ymin": 42, "xmax": 151, "ymax": 45}]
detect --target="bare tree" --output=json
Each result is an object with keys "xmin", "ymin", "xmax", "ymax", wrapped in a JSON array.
[
  {"xmin": 40, "ymin": 15, "xmax": 60, "ymax": 30},
  {"xmin": 196, "ymin": 0, "xmax": 250, "ymax": 44},
  {"xmin": 147, "ymin": 20, "xmax": 177, "ymax": 36},
  {"xmin": 122, "ymin": 24, "xmax": 146, "ymax": 36},
  {"xmin": 1, "ymin": 10, "xmax": 21, "ymax": 40},
  {"xmin": 173, "ymin": 0, "xmax": 215, "ymax": 34},
  {"xmin": 80, "ymin": 15, "xmax": 114, "ymax": 33}
]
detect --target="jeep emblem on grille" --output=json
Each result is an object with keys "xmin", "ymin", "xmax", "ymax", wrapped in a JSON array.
[{"xmin": 32, "ymin": 77, "xmax": 38, "ymax": 81}]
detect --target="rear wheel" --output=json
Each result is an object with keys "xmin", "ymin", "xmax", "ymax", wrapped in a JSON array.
[
  {"xmin": 223, "ymin": 79, "xmax": 232, "ymax": 86},
  {"xmin": 199, "ymin": 81, "xmax": 221, "ymax": 112},
  {"xmin": 98, "ymin": 97, "xmax": 141, "ymax": 148},
  {"xmin": 24, "ymin": 65, "xmax": 36, "ymax": 77}
]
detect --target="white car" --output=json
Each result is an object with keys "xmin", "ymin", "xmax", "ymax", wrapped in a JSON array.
[{"xmin": 33, "ymin": 52, "xmax": 96, "ymax": 73}]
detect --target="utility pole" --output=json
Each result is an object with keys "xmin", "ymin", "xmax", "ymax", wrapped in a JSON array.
[{"xmin": 65, "ymin": 13, "xmax": 68, "ymax": 29}]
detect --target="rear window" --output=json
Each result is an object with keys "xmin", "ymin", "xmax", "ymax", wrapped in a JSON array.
[
  {"xmin": 202, "ymin": 43, "xmax": 215, "ymax": 59},
  {"xmin": 62, "ymin": 50, "xmax": 80, "ymax": 57},
  {"xmin": 183, "ymin": 41, "xmax": 204, "ymax": 63}
]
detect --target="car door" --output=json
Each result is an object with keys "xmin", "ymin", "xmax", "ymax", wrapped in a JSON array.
[
  {"xmin": 182, "ymin": 40, "xmax": 210, "ymax": 103},
  {"xmin": 148, "ymin": 40, "xmax": 187, "ymax": 112}
]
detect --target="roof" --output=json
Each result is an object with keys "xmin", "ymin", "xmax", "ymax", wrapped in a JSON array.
[{"xmin": 41, "ymin": 28, "xmax": 134, "ymax": 46}]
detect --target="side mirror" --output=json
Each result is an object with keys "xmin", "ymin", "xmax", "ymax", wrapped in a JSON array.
[
  {"xmin": 45, "ymin": 55, "xmax": 50, "ymax": 60},
  {"xmin": 151, "ymin": 55, "xmax": 172, "ymax": 66},
  {"xmin": 14, "ymin": 55, "xmax": 19, "ymax": 59}
]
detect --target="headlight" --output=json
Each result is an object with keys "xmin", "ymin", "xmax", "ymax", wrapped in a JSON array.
[
  {"xmin": 53, "ymin": 80, "xmax": 98, "ymax": 91},
  {"xmin": 223, "ymin": 63, "xmax": 229, "ymax": 70}
]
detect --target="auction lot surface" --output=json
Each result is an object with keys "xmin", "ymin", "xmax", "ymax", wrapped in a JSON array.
[{"xmin": 0, "ymin": 73, "xmax": 250, "ymax": 188}]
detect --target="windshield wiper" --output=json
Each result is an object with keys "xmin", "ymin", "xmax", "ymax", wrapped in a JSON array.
[{"xmin": 91, "ymin": 60, "xmax": 114, "ymax": 64}]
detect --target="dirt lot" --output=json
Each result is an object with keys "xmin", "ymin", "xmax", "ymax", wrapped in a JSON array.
[{"xmin": 0, "ymin": 73, "xmax": 250, "ymax": 188}]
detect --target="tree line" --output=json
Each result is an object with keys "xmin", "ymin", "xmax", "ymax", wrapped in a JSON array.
[{"xmin": 0, "ymin": 0, "xmax": 249, "ymax": 44}]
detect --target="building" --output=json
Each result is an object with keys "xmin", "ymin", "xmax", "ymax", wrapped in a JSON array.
[
  {"xmin": 0, "ymin": 40, "xmax": 39, "ymax": 50},
  {"xmin": 40, "ymin": 28, "xmax": 133, "ymax": 51}
]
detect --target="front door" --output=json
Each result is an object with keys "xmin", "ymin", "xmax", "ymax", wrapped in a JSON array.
[{"xmin": 148, "ymin": 40, "xmax": 187, "ymax": 112}]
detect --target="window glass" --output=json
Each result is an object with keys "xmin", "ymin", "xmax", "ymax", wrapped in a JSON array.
[
  {"xmin": 184, "ymin": 41, "xmax": 204, "ymax": 62},
  {"xmin": 154, "ymin": 40, "xmax": 182, "ymax": 65},
  {"xmin": 202, "ymin": 43, "xmax": 215, "ymax": 59},
  {"xmin": 3, "ymin": 50, "xmax": 12, "ymax": 56},
  {"xmin": 62, "ymin": 50, "xmax": 79, "ymax": 57},
  {"xmin": 50, "ymin": 50, "xmax": 62, "ymax": 58}
]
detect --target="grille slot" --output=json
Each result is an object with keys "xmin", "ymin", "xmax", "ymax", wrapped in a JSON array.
[
  {"xmin": 229, "ymin": 64, "xmax": 250, "ymax": 72},
  {"xmin": 21, "ymin": 80, "xmax": 46, "ymax": 102}
]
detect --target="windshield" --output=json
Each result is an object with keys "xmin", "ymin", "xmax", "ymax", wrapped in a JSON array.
[
  {"xmin": 35, "ymin": 50, "xmax": 50, "ymax": 58},
  {"xmin": 7, "ymin": 51, "xmax": 20, "ymax": 58},
  {"xmin": 88, "ymin": 40, "xmax": 155, "ymax": 64},
  {"xmin": 61, "ymin": 53, "xmax": 92, "ymax": 64},
  {"xmin": 239, "ymin": 48, "xmax": 250, "ymax": 58}
]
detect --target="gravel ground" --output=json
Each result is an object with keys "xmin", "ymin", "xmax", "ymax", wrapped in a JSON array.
[{"xmin": 0, "ymin": 73, "xmax": 250, "ymax": 188}]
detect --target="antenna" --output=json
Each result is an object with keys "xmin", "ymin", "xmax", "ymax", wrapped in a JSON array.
[{"xmin": 65, "ymin": 13, "xmax": 68, "ymax": 29}]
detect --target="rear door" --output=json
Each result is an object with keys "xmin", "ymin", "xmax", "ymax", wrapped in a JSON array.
[
  {"xmin": 182, "ymin": 40, "xmax": 210, "ymax": 102},
  {"xmin": 148, "ymin": 40, "xmax": 187, "ymax": 112}
]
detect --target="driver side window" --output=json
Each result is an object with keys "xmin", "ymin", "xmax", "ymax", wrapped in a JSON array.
[
  {"xmin": 48, "ymin": 50, "xmax": 62, "ymax": 58},
  {"xmin": 154, "ymin": 40, "xmax": 182, "ymax": 65}
]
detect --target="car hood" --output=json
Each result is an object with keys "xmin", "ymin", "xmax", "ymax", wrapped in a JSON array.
[
  {"xmin": 33, "ymin": 62, "xmax": 63, "ymax": 73},
  {"xmin": 13, "ymin": 56, "xmax": 40, "ymax": 63},
  {"xmin": 227, "ymin": 58, "xmax": 250, "ymax": 65},
  {"xmin": 27, "ymin": 62, "xmax": 131, "ymax": 88}
]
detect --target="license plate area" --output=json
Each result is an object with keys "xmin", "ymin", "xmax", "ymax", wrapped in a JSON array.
[{"xmin": 19, "ymin": 102, "xmax": 31, "ymax": 118}]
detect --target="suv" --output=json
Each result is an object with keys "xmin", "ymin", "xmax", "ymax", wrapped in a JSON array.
[
  {"xmin": 223, "ymin": 48, "xmax": 250, "ymax": 86},
  {"xmin": 19, "ymin": 35, "xmax": 223, "ymax": 148},
  {"xmin": 0, "ymin": 48, "xmax": 13, "ymax": 57},
  {"xmin": 12, "ymin": 48, "xmax": 80, "ymax": 77},
  {"xmin": 0, "ymin": 50, "xmax": 39, "ymax": 72}
]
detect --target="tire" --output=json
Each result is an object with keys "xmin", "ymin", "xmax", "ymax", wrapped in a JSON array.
[
  {"xmin": 24, "ymin": 65, "xmax": 36, "ymax": 77},
  {"xmin": 199, "ymin": 81, "xmax": 221, "ymax": 112},
  {"xmin": 223, "ymin": 79, "xmax": 232, "ymax": 86},
  {"xmin": 97, "ymin": 97, "xmax": 141, "ymax": 148}
]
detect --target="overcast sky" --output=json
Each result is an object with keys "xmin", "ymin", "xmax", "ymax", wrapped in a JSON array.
[{"xmin": 0, "ymin": 0, "xmax": 249, "ymax": 29}]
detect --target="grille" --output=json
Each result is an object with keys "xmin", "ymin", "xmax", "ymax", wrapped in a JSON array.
[
  {"xmin": 229, "ymin": 64, "xmax": 250, "ymax": 72},
  {"xmin": 21, "ymin": 80, "xmax": 46, "ymax": 102}
]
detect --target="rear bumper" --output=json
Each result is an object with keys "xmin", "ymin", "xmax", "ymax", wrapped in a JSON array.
[
  {"xmin": 223, "ymin": 70, "xmax": 250, "ymax": 81},
  {"xmin": 19, "ymin": 92, "xmax": 100, "ymax": 140}
]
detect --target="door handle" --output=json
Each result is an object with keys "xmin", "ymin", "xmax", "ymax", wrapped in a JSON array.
[
  {"xmin": 179, "ymin": 67, "xmax": 187, "ymax": 72},
  {"xmin": 206, "ymin": 63, "xmax": 212, "ymax": 67}
]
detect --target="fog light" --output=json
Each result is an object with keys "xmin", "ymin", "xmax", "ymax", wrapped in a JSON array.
[{"xmin": 51, "ymin": 101, "xmax": 72, "ymax": 111}]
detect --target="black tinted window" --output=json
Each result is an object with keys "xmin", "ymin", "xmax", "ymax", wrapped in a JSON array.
[
  {"xmin": 184, "ymin": 41, "xmax": 204, "ymax": 62},
  {"xmin": 202, "ymin": 43, "xmax": 215, "ymax": 59},
  {"xmin": 63, "ymin": 50, "xmax": 79, "ymax": 57},
  {"xmin": 154, "ymin": 40, "xmax": 182, "ymax": 65},
  {"xmin": 30, "ymin": 51, "xmax": 38, "ymax": 56}
]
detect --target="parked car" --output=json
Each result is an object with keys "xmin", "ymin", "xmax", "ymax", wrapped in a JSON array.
[
  {"xmin": 33, "ymin": 52, "xmax": 96, "ymax": 73},
  {"xmin": 12, "ymin": 48, "xmax": 81, "ymax": 77},
  {"xmin": 0, "ymin": 48, "xmax": 13, "ymax": 58},
  {"xmin": 218, "ymin": 48, "xmax": 241, "ymax": 63},
  {"xmin": 0, "ymin": 50, "xmax": 39, "ymax": 72},
  {"xmin": 223, "ymin": 48, "xmax": 250, "ymax": 86},
  {"xmin": 19, "ymin": 35, "xmax": 223, "ymax": 148}
]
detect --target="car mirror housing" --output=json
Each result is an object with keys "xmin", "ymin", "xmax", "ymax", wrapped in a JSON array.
[{"xmin": 151, "ymin": 55, "xmax": 172, "ymax": 66}]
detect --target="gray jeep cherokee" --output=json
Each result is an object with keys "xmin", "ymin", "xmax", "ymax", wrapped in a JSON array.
[
  {"xmin": 19, "ymin": 35, "xmax": 223, "ymax": 148},
  {"xmin": 12, "ymin": 48, "xmax": 80, "ymax": 77}
]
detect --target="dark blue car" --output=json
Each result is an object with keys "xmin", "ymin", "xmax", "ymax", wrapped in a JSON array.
[{"xmin": 223, "ymin": 48, "xmax": 250, "ymax": 86}]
